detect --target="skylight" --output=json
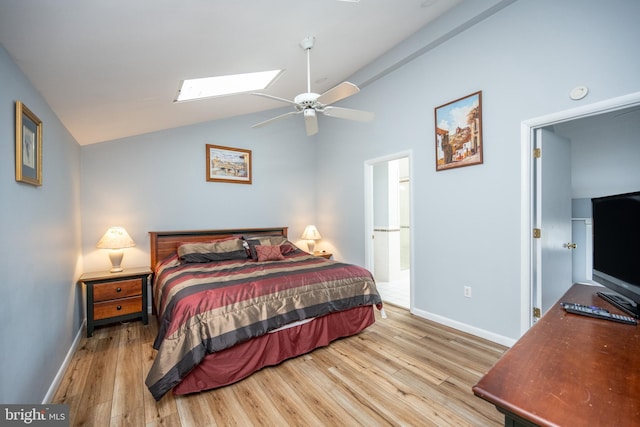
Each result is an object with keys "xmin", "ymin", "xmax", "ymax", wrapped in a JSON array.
[{"xmin": 175, "ymin": 69, "xmax": 283, "ymax": 102}]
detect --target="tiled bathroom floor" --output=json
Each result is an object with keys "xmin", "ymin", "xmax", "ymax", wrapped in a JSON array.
[{"xmin": 375, "ymin": 269, "xmax": 410, "ymax": 308}]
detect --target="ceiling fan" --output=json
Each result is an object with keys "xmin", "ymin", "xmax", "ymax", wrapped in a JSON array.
[{"xmin": 252, "ymin": 36, "xmax": 374, "ymax": 136}]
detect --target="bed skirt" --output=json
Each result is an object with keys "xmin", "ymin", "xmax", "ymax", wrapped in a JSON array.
[{"xmin": 172, "ymin": 305, "xmax": 375, "ymax": 395}]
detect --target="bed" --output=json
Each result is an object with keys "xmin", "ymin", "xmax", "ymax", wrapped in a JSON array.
[{"xmin": 144, "ymin": 227, "xmax": 383, "ymax": 401}]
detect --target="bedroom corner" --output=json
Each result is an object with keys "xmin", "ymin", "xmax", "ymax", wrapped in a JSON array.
[{"xmin": 0, "ymin": 46, "xmax": 84, "ymax": 404}]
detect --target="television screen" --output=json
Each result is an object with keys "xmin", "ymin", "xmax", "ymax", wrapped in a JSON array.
[{"xmin": 592, "ymin": 191, "xmax": 640, "ymax": 317}]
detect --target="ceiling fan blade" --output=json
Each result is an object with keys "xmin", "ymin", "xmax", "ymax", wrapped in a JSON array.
[
  {"xmin": 322, "ymin": 106, "xmax": 374, "ymax": 122},
  {"xmin": 252, "ymin": 92, "xmax": 299, "ymax": 107},
  {"xmin": 252, "ymin": 111, "xmax": 301, "ymax": 128},
  {"xmin": 304, "ymin": 109, "xmax": 319, "ymax": 136},
  {"xmin": 317, "ymin": 82, "xmax": 360, "ymax": 106}
]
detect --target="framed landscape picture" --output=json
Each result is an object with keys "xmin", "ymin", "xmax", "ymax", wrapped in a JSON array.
[
  {"xmin": 15, "ymin": 101, "xmax": 43, "ymax": 186},
  {"xmin": 435, "ymin": 91, "xmax": 483, "ymax": 171},
  {"xmin": 206, "ymin": 144, "xmax": 252, "ymax": 184}
]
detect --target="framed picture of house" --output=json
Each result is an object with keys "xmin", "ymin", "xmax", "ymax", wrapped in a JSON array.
[
  {"xmin": 15, "ymin": 101, "xmax": 43, "ymax": 186},
  {"xmin": 206, "ymin": 144, "xmax": 252, "ymax": 184},
  {"xmin": 434, "ymin": 91, "xmax": 483, "ymax": 171}
]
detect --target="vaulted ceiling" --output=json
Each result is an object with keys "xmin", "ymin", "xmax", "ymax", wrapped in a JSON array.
[{"xmin": 0, "ymin": 0, "xmax": 464, "ymax": 145}]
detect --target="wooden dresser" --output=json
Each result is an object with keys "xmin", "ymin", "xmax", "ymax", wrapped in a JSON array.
[
  {"xmin": 79, "ymin": 267, "xmax": 151, "ymax": 337},
  {"xmin": 473, "ymin": 283, "xmax": 640, "ymax": 426}
]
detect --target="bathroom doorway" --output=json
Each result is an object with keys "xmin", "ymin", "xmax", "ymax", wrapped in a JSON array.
[{"xmin": 365, "ymin": 152, "xmax": 412, "ymax": 309}]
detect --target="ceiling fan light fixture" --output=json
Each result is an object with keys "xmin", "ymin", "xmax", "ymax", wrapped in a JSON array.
[
  {"xmin": 251, "ymin": 36, "xmax": 374, "ymax": 136},
  {"xmin": 304, "ymin": 108, "xmax": 318, "ymax": 136},
  {"xmin": 175, "ymin": 69, "xmax": 283, "ymax": 102}
]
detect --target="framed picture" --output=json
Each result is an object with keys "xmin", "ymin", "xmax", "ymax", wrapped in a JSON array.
[
  {"xmin": 15, "ymin": 101, "xmax": 43, "ymax": 186},
  {"xmin": 435, "ymin": 91, "xmax": 483, "ymax": 171},
  {"xmin": 206, "ymin": 144, "xmax": 252, "ymax": 184}
]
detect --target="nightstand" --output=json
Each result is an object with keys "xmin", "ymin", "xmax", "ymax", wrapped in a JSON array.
[
  {"xmin": 79, "ymin": 267, "xmax": 151, "ymax": 337},
  {"xmin": 313, "ymin": 251, "xmax": 333, "ymax": 259}
]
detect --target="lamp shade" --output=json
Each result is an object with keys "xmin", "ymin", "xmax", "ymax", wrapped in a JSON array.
[
  {"xmin": 96, "ymin": 227, "xmax": 136, "ymax": 249},
  {"xmin": 301, "ymin": 225, "xmax": 322, "ymax": 241}
]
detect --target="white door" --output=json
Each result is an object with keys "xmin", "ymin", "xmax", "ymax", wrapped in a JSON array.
[{"xmin": 533, "ymin": 128, "xmax": 573, "ymax": 321}]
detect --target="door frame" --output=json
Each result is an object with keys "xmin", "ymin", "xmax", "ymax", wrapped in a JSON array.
[
  {"xmin": 364, "ymin": 150, "xmax": 414, "ymax": 310},
  {"xmin": 520, "ymin": 91, "xmax": 640, "ymax": 335}
]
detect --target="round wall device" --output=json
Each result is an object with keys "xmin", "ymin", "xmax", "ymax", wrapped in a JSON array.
[{"xmin": 570, "ymin": 86, "xmax": 589, "ymax": 100}]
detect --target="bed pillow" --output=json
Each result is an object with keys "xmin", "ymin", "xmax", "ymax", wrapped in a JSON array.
[
  {"xmin": 264, "ymin": 235, "xmax": 288, "ymax": 246},
  {"xmin": 243, "ymin": 239, "xmax": 259, "ymax": 259},
  {"xmin": 243, "ymin": 236, "xmax": 277, "ymax": 259},
  {"xmin": 244, "ymin": 236, "xmax": 298, "ymax": 260},
  {"xmin": 263, "ymin": 236, "xmax": 300, "ymax": 255},
  {"xmin": 178, "ymin": 238, "xmax": 248, "ymax": 263},
  {"xmin": 255, "ymin": 245, "xmax": 285, "ymax": 262},
  {"xmin": 242, "ymin": 235, "xmax": 287, "ymax": 245},
  {"xmin": 279, "ymin": 241, "xmax": 296, "ymax": 254}
]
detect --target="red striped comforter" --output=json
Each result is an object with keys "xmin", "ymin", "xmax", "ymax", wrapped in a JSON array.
[{"xmin": 145, "ymin": 250, "xmax": 381, "ymax": 400}]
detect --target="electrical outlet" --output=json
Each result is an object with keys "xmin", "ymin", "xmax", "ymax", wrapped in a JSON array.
[{"xmin": 464, "ymin": 286, "xmax": 472, "ymax": 298}]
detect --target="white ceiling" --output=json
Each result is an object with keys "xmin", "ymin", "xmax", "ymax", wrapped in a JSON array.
[{"xmin": 0, "ymin": 0, "xmax": 463, "ymax": 145}]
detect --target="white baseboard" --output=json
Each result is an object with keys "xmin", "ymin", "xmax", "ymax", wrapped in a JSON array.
[
  {"xmin": 44, "ymin": 309, "xmax": 512, "ymax": 404},
  {"xmin": 42, "ymin": 319, "xmax": 86, "ymax": 404},
  {"xmin": 411, "ymin": 307, "xmax": 516, "ymax": 348}
]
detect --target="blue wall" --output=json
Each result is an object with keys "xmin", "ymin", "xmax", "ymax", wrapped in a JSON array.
[
  {"xmin": 0, "ymin": 46, "xmax": 82, "ymax": 403},
  {"xmin": 2, "ymin": 0, "xmax": 640, "ymax": 403},
  {"xmin": 313, "ymin": 0, "xmax": 640, "ymax": 339},
  {"xmin": 80, "ymin": 114, "xmax": 319, "ymax": 271},
  {"xmin": 79, "ymin": 0, "xmax": 640, "ymax": 343}
]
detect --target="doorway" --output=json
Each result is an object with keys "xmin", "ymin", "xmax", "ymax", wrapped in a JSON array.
[
  {"xmin": 521, "ymin": 92, "xmax": 640, "ymax": 334},
  {"xmin": 365, "ymin": 152, "xmax": 412, "ymax": 309}
]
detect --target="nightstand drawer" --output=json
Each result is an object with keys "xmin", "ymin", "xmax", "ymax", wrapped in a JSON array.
[
  {"xmin": 93, "ymin": 296, "xmax": 142, "ymax": 320},
  {"xmin": 93, "ymin": 279, "xmax": 142, "ymax": 302},
  {"xmin": 80, "ymin": 267, "xmax": 151, "ymax": 337}
]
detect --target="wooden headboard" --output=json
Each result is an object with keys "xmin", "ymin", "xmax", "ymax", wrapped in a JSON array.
[{"xmin": 149, "ymin": 227, "xmax": 288, "ymax": 269}]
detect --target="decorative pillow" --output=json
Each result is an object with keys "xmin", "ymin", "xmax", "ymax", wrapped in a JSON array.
[
  {"xmin": 242, "ymin": 235, "xmax": 287, "ymax": 245},
  {"xmin": 243, "ymin": 239, "xmax": 262, "ymax": 260},
  {"xmin": 243, "ymin": 236, "xmax": 277, "ymax": 258},
  {"xmin": 178, "ymin": 238, "xmax": 248, "ymax": 263},
  {"xmin": 264, "ymin": 236, "xmax": 288, "ymax": 246},
  {"xmin": 255, "ymin": 245, "xmax": 285, "ymax": 262},
  {"xmin": 244, "ymin": 236, "xmax": 298, "ymax": 260},
  {"xmin": 279, "ymin": 241, "xmax": 296, "ymax": 254}
]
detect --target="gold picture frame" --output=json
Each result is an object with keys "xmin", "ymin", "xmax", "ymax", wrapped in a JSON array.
[
  {"xmin": 15, "ymin": 101, "xmax": 43, "ymax": 186},
  {"xmin": 206, "ymin": 144, "xmax": 252, "ymax": 184},
  {"xmin": 435, "ymin": 91, "xmax": 483, "ymax": 171}
]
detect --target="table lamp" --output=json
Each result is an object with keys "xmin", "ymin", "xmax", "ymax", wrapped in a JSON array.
[
  {"xmin": 301, "ymin": 225, "xmax": 322, "ymax": 253},
  {"xmin": 96, "ymin": 226, "xmax": 136, "ymax": 273}
]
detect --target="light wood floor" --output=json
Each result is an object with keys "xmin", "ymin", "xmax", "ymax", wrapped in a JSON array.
[{"xmin": 53, "ymin": 304, "xmax": 507, "ymax": 426}]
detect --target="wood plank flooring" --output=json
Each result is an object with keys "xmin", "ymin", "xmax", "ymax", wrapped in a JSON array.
[{"xmin": 52, "ymin": 304, "xmax": 507, "ymax": 426}]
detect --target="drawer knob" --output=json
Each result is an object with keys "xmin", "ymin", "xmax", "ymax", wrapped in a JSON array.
[
  {"xmin": 117, "ymin": 305, "xmax": 122, "ymax": 310},
  {"xmin": 116, "ymin": 287, "xmax": 122, "ymax": 292}
]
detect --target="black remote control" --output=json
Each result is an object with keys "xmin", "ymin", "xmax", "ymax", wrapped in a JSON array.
[{"xmin": 560, "ymin": 302, "xmax": 637, "ymax": 325}]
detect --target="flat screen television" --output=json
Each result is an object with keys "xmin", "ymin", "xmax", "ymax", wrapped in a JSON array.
[{"xmin": 591, "ymin": 190, "xmax": 640, "ymax": 318}]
